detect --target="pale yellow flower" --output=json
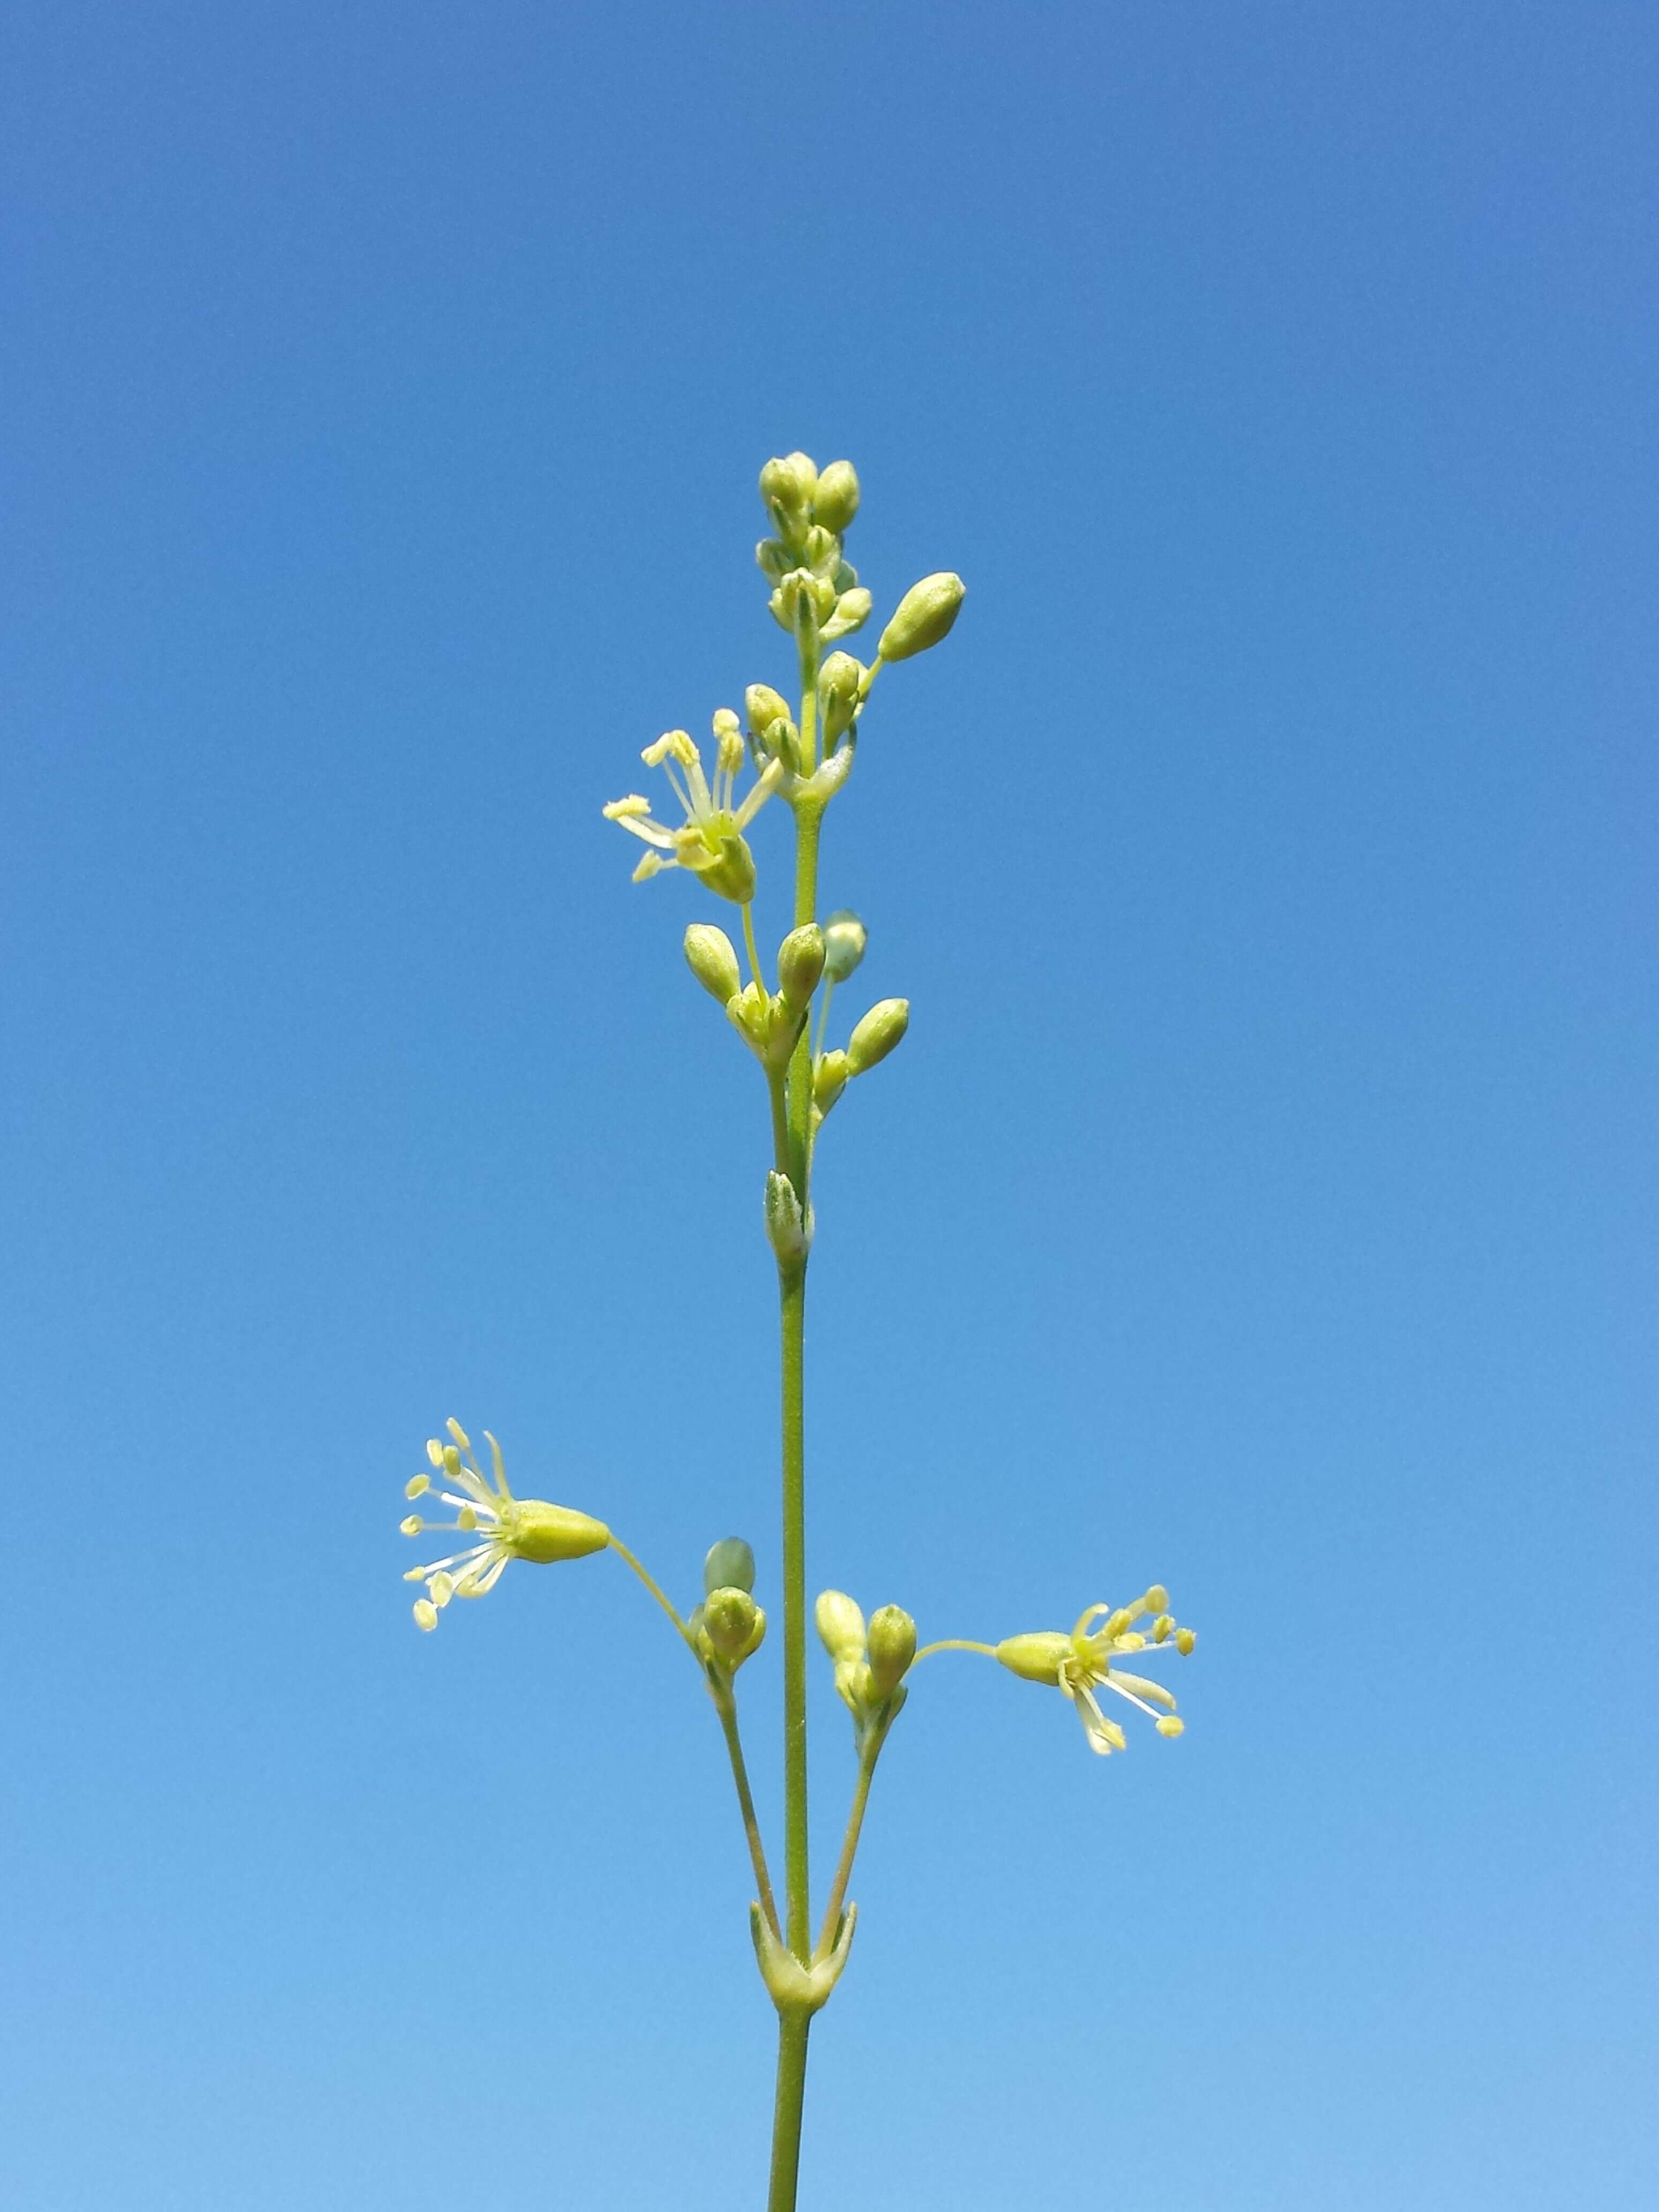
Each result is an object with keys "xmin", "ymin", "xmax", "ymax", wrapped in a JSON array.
[
  {"xmin": 997, "ymin": 1586, "xmax": 1195, "ymax": 1755},
  {"xmin": 400, "ymin": 1419, "xmax": 609, "ymax": 1631},
  {"xmin": 602, "ymin": 716, "xmax": 781, "ymax": 901}
]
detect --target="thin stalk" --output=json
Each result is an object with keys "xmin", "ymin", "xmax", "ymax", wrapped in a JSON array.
[
  {"xmin": 712, "ymin": 1684, "xmax": 780, "ymax": 1940},
  {"xmin": 779, "ymin": 1262, "xmax": 809, "ymax": 1960},
  {"xmin": 816, "ymin": 1731, "xmax": 884, "ymax": 1959}
]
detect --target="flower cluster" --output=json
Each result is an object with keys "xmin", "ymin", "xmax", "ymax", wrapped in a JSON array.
[{"xmin": 997, "ymin": 1587, "xmax": 1197, "ymax": 1756}]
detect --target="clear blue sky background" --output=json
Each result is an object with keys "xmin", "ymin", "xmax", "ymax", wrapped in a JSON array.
[{"xmin": 3, "ymin": 5, "xmax": 1655, "ymax": 2208}]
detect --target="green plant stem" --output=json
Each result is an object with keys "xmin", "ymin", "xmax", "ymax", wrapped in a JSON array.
[
  {"xmin": 816, "ymin": 1729, "xmax": 884, "ymax": 1959},
  {"xmin": 607, "ymin": 1537, "xmax": 690, "ymax": 1641},
  {"xmin": 779, "ymin": 1261, "xmax": 809, "ymax": 1961},
  {"xmin": 766, "ymin": 2012, "xmax": 812, "ymax": 2212},
  {"xmin": 712, "ymin": 1684, "xmax": 780, "ymax": 1940}
]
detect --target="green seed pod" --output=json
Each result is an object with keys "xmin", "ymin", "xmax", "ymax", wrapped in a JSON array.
[
  {"xmin": 996, "ymin": 1631, "xmax": 1072, "ymax": 1685},
  {"xmin": 815, "ymin": 1589, "xmax": 866, "ymax": 1664},
  {"xmin": 819, "ymin": 653, "xmax": 864, "ymax": 743},
  {"xmin": 877, "ymin": 572, "xmax": 965, "ymax": 663},
  {"xmin": 821, "ymin": 909, "xmax": 868, "ymax": 983},
  {"xmin": 813, "ymin": 459, "xmax": 861, "ymax": 534},
  {"xmin": 846, "ymin": 997, "xmax": 909, "ymax": 1075},
  {"xmin": 704, "ymin": 1536, "xmax": 756, "ymax": 1596},
  {"xmin": 509, "ymin": 1502, "xmax": 612, "ymax": 1564},
  {"xmin": 683, "ymin": 923, "xmax": 741, "ymax": 1005},
  {"xmin": 704, "ymin": 1585, "xmax": 761, "ymax": 1662},
  {"xmin": 866, "ymin": 1605, "xmax": 917, "ymax": 1695},
  {"xmin": 777, "ymin": 924, "xmax": 827, "ymax": 1009}
]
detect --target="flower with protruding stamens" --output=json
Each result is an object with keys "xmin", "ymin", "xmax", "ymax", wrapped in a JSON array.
[
  {"xmin": 997, "ymin": 1586, "xmax": 1195, "ymax": 1755},
  {"xmin": 400, "ymin": 1419, "xmax": 610, "ymax": 1631},
  {"xmin": 602, "ymin": 714, "xmax": 782, "ymax": 903}
]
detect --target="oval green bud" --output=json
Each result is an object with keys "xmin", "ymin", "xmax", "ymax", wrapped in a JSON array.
[
  {"xmin": 803, "ymin": 524, "xmax": 840, "ymax": 578},
  {"xmin": 821, "ymin": 909, "xmax": 868, "ymax": 983},
  {"xmin": 777, "ymin": 924, "xmax": 826, "ymax": 1008},
  {"xmin": 815, "ymin": 1589, "xmax": 866, "ymax": 1664},
  {"xmin": 819, "ymin": 653, "xmax": 864, "ymax": 742},
  {"xmin": 846, "ymin": 997, "xmax": 909, "ymax": 1075},
  {"xmin": 813, "ymin": 459, "xmax": 861, "ymax": 534},
  {"xmin": 996, "ymin": 1631, "xmax": 1071, "ymax": 1685},
  {"xmin": 760, "ymin": 451, "xmax": 818, "ymax": 529},
  {"xmin": 704, "ymin": 1536, "xmax": 757, "ymax": 1596},
  {"xmin": 509, "ymin": 1501, "xmax": 611, "ymax": 1564},
  {"xmin": 877, "ymin": 572, "xmax": 965, "ymax": 663},
  {"xmin": 756, "ymin": 538, "xmax": 792, "ymax": 582},
  {"xmin": 704, "ymin": 1585, "xmax": 761, "ymax": 1662},
  {"xmin": 765, "ymin": 1168, "xmax": 811, "ymax": 1262},
  {"xmin": 824, "ymin": 586, "xmax": 871, "ymax": 640},
  {"xmin": 866, "ymin": 1604, "xmax": 917, "ymax": 1696},
  {"xmin": 812, "ymin": 1049, "xmax": 849, "ymax": 1119},
  {"xmin": 683, "ymin": 923, "xmax": 741, "ymax": 1005}
]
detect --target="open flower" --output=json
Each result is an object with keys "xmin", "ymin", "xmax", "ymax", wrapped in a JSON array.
[
  {"xmin": 400, "ymin": 1419, "xmax": 609, "ymax": 1631},
  {"xmin": 602, "ymin": 716, "xmax": 781, "ymax": 903},
  {"xmin": 997, "ymin": 1586, "xmax": 1195, "ymax": 1755}
]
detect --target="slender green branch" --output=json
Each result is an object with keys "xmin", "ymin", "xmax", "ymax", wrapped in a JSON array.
[
  {"xmin": 914, "ymin": 1638, "xmax": 999, "ymax": 1662},
  {"xmin": 711, "ymin": 1681, "xmax": 781, "ymax": 1939},
  {"xmin": 742, "ymin": 901, "xmax": 765, "ymax": 991},
  {"xmin": 816, "ymin": 1728, "xmax": 886, "ymax": 1960},
  {"xmin": 779, "ymin": 1262, "xmax": 809, "ymax": 1961},
  {"xmin": 607, "ymin": 1536, "xmax": 693, "ymax": 1645}
]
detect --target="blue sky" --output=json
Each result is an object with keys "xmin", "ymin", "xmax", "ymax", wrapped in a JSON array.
[{"xmin": 3, "ymin": 4, "xmax": 1655, "ymax": 2207}]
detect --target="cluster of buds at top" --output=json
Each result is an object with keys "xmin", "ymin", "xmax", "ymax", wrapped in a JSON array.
[
  {"xmin": 690, "ymin": 1536, "xmax": 767, "ymax": 1680},
  {"xmin": 816, "ymin": 1589, "xmax": 918, "ymax": 1752},
  {"xmin": 756, "ymin": 453, "xmax": 872, "ymax": 649}
]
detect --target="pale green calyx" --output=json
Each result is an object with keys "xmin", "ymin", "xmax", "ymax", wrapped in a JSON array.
[
  {"xmin": 400, "ymin": 1421, "xmax": 609, "ymax": 1631},
  {"xmin": 812, "ymin": 459, "xmax": 861, "ymax": 535},
  {"xmin": 814, "ymin": 1588, "xmax": 866, "ymax": 1664},
  {"xmin": 821, "ymin": 909, "xmax": 868, "ymax": 983},
  {"xmin": 683, "ymin": 923, "xmax": 742, "ymax": 1005},
  {"xmin": 728, "ymin": 979, "xmax": 806, "ymax": 1073},
  {"xmin": 819, "ymin": 654, "xmax": 864, "ymax": 745},
  {"xmin": 704, "ymin": 1536, "xmax": 757, "ymax": 1595},
  {"xmin": 877, "ymin": 571, "xmax": 966, "ymax": 663},
  {"xmin": 846, "ymin": 997, "xmax": 910, "ymax": 1075},
  {"xmin": 760, "ymin": 450, "xmax": 819, "ymax": 541},
  {"xmin": 812, "ymin": 1049, "xmax": 850, "ymax": 1120},
  {"xmin": 777, "ymin": 924, "xmax": 826, "ymax": 1009},
  {"xmin": 996, "ymin": 1588, "xmax": 1195, "ymax": 1755},
  {"xmin": 866, "ymin": 1604, "xmax": 917, "ymax": 1695},
  {"xmin": 603, "ymin": 722, "xmax": 781, "ymax": 902},
  {"xmin": 703, "ymin": 1585, "xmax": 766, "ymax": 1666},
  {"xmin": 822, "ymin": 587, "xmax": 872, "ymax": 642}
]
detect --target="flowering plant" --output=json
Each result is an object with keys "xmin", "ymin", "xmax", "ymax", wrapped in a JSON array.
[{"xmin": 398, "ymin": 453, "xmax": 1197, "ymax": 2208}]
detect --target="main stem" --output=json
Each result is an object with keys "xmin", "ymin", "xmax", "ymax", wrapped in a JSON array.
[{"xmin": 768, "ymin": 633, "xmax": 824, "ymax": 2212}]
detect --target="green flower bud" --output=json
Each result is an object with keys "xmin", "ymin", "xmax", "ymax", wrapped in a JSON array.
[
  {"xmin": 756, "ymin": 538, "xmax": 792, "ymax": 582},
  {"xmin": 877, "ymin": 572, "xmax": 965, "ymax": 663},
  {"xmin": 704, "ymin": 1585, "xmax": 763, "ymax": 1662},
  {"xmin": 815, "ymin": 1589, "xmax": 866, "ymax": 1665},
  {"xmin": 821, "ymin": 909, "xmax": 868, "ymax": 983},
  {"xmin": 704, "ymin": 1536, "xmax": 757, "ymax": 1595},
  {"xmin": 819, "ymin": 653, "xmax": 864, "ymax": 743},
  {"xmin": 813, "ymin": 459, "xmax": 861, "ymax": 534},
  {"xmin": 683, "ymin": 922, "xmax": 741, "ymax": 1005},
  {"xmin": 803, "ymin": 524, "xmax": 840, "ymax": 578},
  {"xmin": 866, "ymin": 1605, "xmax": 917, "ymax": 1695},
  {"xmin": 996, "ymin": 1631, "xmax": 1071, "ymax": 1685},
  {"xmin": 846, "ymin": 997, "xmax": 909, "ymax": 1075},
  {"xmin": 777, "ymin": 924, "xmax": 826, "ymax": 1009},
  {"xmin": 765, "ymin": 1168, "xmax": 812, "ymax": 1263},
  {"xmin": 823, "ymin": 586, "xmax": 871, "ymax": 641},
  {"xmin": 510, "ymin": 1501, "xmax": 611, "ymax": 1564},
  {"xmin": 812, "ymin": 1049, "xmax": 850, "ymax": 1118},
  {"xmin": 760, "ymin": 451, "xmax": 818, "ymax": 532}
]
